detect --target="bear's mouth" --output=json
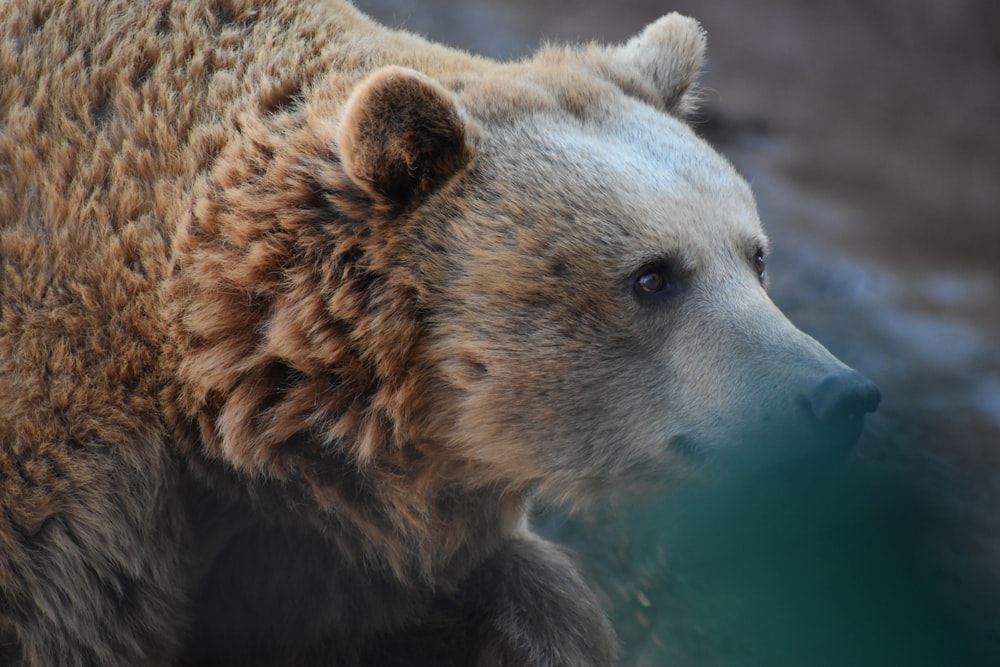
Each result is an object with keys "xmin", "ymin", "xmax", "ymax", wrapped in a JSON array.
[{"xmin": 671, "ymin": 410, "xmax": 871, "ymax": 482}]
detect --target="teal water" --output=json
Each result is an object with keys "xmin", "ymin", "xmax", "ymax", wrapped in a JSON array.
[{"xmin": 540, "ymin": 456, "xmax": 997, "ymax": 667}]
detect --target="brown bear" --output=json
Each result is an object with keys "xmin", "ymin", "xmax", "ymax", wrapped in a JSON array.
[{"xmin": 0, "ymin": 0, "xmax": 880, "ymax": 665}]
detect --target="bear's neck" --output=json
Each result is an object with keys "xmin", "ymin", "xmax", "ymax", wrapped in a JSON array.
[{"xmin": 163, "ymin": 107, "xmax": 524, "ymax": 587}]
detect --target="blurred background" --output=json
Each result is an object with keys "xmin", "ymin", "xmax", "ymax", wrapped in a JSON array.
[{"xmin": 357, "ymin": 1, "xmax": 1000, "ymax": 664}]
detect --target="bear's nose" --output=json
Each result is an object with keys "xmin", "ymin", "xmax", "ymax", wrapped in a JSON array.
[{"xmin": 809, "ymin": 370, "xmax": 881, "ymax": 424}]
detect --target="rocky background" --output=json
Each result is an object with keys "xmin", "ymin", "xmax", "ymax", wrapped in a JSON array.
[{"xmin": 357, "ymin": 2, "xmax": 1000, "ymax": 664}]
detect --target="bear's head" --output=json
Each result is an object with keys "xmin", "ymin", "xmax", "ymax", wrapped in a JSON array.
[{"xmin": 168, "ymin": 14, "xmax": 880, "ymax": 516}]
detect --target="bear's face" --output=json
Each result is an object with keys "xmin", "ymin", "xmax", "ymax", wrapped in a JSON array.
[
  {"xmin": 170, "ymin": 13, "xmax": 878, "ymax": 511},
  {"xmin": 410, "ymin": 91, "xmax": 861, "ymax": 498},
  {"xmin": 335, "ymin": 15, "xmax": 879, "ymax": 500}
]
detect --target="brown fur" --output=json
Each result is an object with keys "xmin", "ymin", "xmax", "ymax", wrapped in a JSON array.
[{"xmin": 1, "ymin": 1, "xmax": 870, "ymax": 665}]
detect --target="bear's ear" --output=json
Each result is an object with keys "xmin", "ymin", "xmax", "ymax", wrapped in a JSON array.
[
  {"xmin": 338, "ymin": 67, "xmax": 476, "ymax": 204},
  {"xmin": 588, "ymin": 13, "xmax": 707, "ymax": 118}
]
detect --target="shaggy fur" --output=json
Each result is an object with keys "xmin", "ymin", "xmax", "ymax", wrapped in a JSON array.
[{"xmin": 1, "ymin": 1, "xmax": 875, "ymax": 665}]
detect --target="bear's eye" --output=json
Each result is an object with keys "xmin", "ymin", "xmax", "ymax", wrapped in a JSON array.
[
  {"xmin": 637, "ymin": 271, "xmax": 665, "ymax": 293},
  {"xmin": 753, "ymin": 248, "xmax": 766, "ymax": 282},
  {"xmin": 631, "ymin": 262, "xmax": 677, "ymax": 302}
]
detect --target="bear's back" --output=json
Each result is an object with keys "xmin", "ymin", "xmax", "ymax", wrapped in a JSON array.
[{"xmin": 0, "ymin": 0, "xmax": 410, "ymax": 446}]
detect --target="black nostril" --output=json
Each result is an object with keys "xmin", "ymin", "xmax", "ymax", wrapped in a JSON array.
[{"xmin": 809, "ymin": 370, "xmax": 881, "ymax": 424}]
